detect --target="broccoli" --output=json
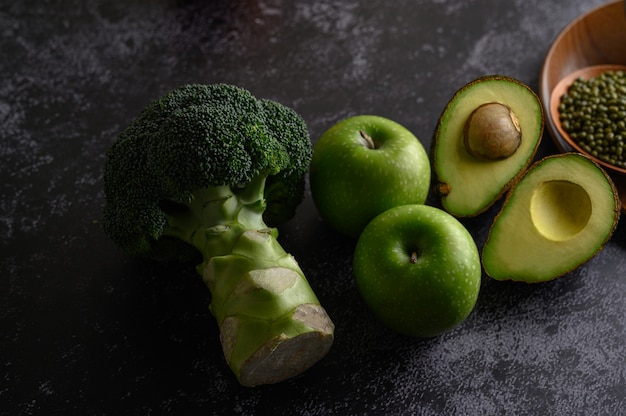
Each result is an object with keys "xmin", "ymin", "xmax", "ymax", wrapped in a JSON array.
[{"xmin": 102, "ymin": 83, "xmax": 334, "ymax": 387}]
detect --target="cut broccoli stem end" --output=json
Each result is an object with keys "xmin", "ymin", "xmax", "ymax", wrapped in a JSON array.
[
  {"xmin": 163, "ymin": 176, "xmax": 334, "ymax": 386},
  {"xmin": 204, "ymin": 230, "xmax": 334, "ymax": 386}
]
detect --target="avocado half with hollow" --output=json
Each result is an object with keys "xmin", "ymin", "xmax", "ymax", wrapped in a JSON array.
[
  {"xmin": 432, "ymin": 75, "xmax": 544, "ymax": 217},
  {"xmin": 483, "ymin": 153, "xmax": 620, "ymax": 283}
]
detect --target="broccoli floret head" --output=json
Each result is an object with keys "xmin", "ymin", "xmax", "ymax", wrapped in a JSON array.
[{"xmin": 102, "ymin": 83, "xmax": 312, "ymax": 260}]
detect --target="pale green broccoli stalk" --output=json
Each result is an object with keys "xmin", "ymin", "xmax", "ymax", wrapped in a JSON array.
[{"xmin": 102, "ymin": 84, "xmax": 334, "ymax": 387}]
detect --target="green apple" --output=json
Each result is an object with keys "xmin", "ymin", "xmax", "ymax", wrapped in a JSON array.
[
  {"xmin": 310, "ymin": 115, "xmax": 431, "ymax": 238},
  {"xmin": 353, "ymin": 204, "xmax": 481, "ymax": 338}
]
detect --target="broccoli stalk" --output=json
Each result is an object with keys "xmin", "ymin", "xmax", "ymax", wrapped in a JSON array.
[{"xmin": 102, "ymin": 84, "xmax": 334, "ymax": 387}]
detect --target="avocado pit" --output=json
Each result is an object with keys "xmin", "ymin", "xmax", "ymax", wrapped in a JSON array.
[{"xmin": 463, "ymin": 102, "xmax": 522, "ymax": 160}]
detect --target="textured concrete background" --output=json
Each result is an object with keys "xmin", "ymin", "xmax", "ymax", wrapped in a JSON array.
[{"xmin": 2, "ymin": 0, "xmax": 625, "ymax": 415}]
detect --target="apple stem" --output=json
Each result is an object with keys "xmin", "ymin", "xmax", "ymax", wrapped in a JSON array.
[
  {"xmin": 359, "ymin": 130, "xmax": 376, "ymax": 149},
  {"xmin": 410, "ymin": 251, "xmax": 418, "ymax": 264}
]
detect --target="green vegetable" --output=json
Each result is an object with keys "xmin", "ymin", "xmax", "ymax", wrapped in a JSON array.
[
  {"xmin": 558, "ymin": 70, "xmax": 626, "ymax": 168},
  {"xmin": 102, "ymin": 83, "xmax": 334, "ymax": 387}
]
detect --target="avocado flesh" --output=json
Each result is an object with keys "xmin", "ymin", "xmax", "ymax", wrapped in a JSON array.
[
  {"xmin": 433, "ymin": 76, "xmax": 543, "ymax": 217},
  {"xmin": 483, "ymin": 153, "xmax": 620, "ymax": 283}
]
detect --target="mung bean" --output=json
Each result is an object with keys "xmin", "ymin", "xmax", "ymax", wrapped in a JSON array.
[{"xmin": 559, "ymin": 70, "xmax": 626, "ymax": 168}]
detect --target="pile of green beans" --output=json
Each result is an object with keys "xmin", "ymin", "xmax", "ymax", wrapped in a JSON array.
[{"xmin": 558, "ymin": 70, "xmax": 626, "ymax": 168}]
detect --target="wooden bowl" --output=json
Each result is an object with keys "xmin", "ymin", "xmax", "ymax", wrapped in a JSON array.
[
  {"xmin": 549, "ymin": 64, "xmax": 626, "ymax": 174},
  {"xmin": 539, "ymin": 0, "xmax": 626, "ymax": 210}
]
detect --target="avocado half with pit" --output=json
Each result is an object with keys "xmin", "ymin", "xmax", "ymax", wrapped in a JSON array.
[
  {"xmin": 483, "ymin": 153, "xmax": 620, "ymax": 283},
  {"xmin": 432, "ymin": 75, "xmax": 544, "ymax": 217}
]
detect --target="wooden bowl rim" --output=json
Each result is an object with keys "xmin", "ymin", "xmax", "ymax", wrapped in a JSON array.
[{"xmin": 540, "ymin": 0, "xmax": 626, "ymax": 176}]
